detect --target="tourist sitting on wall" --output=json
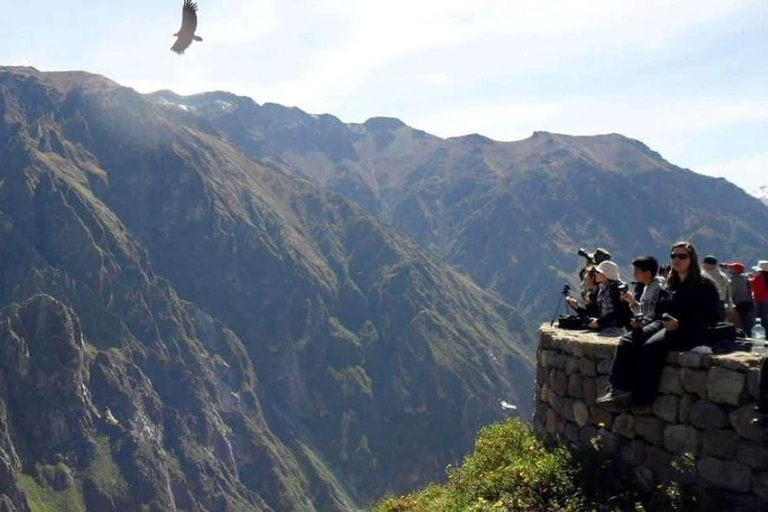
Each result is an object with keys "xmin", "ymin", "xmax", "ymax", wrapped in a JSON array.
[
  {"xmin": 597, "ymin": 242, "xmax": 720, "ymax": 406},
  {"xmin": 620, "ymin": 256, "xmax": 665, "ymax": 330},
  {"xmin": 726, "ymin": 262, "xmax": 756, "ymax": 337},
  {"xmin": 584, "ymin": 261, "xmax": 629, "ymax": 336},
  {"xmin": 567, "ymin": 266, "xmax": 599, "ymax": 318}
]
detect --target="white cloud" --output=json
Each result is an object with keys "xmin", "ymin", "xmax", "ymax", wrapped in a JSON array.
[
  {"xmin": 263, "ymin": 0, "xmax": 754, "ymax": 109},
  {"xmin": 424, "ymin": 73, "xmax": 453, "ymax": 87},
  {"xmin": 201, "ymin": 0, "xmax": 280, "ymax": 45}
]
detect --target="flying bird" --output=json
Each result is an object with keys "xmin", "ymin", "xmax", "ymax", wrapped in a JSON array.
[{"xmin": 171, "ymin": 0, "xmax": 203, "ymax": 55}]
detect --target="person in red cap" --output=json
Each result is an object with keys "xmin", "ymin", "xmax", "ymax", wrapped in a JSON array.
[{"xmin": 726, "ymin": 262, "xmax": 756, "ymax": 337}]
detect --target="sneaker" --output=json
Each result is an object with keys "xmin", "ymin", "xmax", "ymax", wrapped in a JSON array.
[{"xmin": 596, "ymin": 388, "xmax": 632, "ymax": 406}]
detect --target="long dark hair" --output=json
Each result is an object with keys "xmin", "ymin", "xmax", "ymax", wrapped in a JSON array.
[{"xmin": 666, "ymin": 241, "xmax": 703, "ymax": 289}]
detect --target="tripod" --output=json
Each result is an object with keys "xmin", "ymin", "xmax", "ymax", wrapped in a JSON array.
[{"xmin": 550, "ymin": 283, "xmax": 572, "ymax": 327}]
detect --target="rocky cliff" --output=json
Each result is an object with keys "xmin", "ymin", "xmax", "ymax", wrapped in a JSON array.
[{"xmin": 0, "ymin": 66, "xmax": 533, "ymax": 511}]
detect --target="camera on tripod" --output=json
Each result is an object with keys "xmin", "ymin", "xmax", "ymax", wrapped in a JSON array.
[{"xmin": 578, "ymin": 247, "xmax": 612, "ymax": 266}]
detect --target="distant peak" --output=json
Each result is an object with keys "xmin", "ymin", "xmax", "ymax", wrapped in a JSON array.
[
  {"xmin": 363, "ymin": 117, "xmax": 406, "ymax": 132},
  {"xmin": 0, "ymin": 65, "xmax": 40, "ymax": 74},
  {"xmin": 0, "ymin": 67, "xmax": 118, "ymax": 94},
  {"xmin": 448, "ymin": 133, "xmax": 495, "ymax": 145}
]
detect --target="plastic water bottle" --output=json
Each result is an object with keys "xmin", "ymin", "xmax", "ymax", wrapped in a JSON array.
[
  {"xmin": 755, "ymin": 320, "xmax": 766, "ymax": 341},
  {"xmin": 753, "ymin": 320, "xmax": 766, "ymax": 355}
]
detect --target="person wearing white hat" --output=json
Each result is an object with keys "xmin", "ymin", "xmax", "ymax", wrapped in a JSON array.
[
  {"xmin": 753, "ymin": 261, "xmax": 768, "ymax": 340},
  {"xmin": 585, "ymin": 260, "xmax": 629, "ymax": 336}
]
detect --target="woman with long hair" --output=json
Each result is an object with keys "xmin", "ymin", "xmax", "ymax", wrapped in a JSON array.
[{"xmin": 598, "ymin": 241, "xmax": 720, "ymax": 406}]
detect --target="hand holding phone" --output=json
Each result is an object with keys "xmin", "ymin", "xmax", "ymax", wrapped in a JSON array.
[{"xmin": 662, "ymin": 313, "xmax": 679, "ymax": 331}]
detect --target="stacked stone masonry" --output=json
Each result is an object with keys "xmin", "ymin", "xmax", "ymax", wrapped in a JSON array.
[{"xmin": 534, "ymin": 325, "xmax": 768, "ymax": 511}]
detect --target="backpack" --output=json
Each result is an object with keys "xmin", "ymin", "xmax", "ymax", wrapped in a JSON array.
[
  {"xmin": 558, "ymin": 315, "xmax": 588, "ymax": 330},
  {"xmin": 708, "ymin": 323, "xmax": 747, "ymax": 354}
]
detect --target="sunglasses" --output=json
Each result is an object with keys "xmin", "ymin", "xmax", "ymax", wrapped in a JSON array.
[{"xmin": 670, "ymin": 253, "xmax": 690, "ymax": 261}]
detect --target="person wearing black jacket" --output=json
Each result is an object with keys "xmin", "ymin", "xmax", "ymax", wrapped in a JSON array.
[{"xmin": 598, "ymin": 242, "xmax": 720, "ymax": 405}]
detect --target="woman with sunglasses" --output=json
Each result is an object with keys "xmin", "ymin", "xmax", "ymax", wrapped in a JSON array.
[{"xmin": 598, "ymin": 241, "xmax": 720, "ymax": 406}]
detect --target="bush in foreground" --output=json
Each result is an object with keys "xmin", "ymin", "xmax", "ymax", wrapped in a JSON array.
[
  {"xmin": 372, "ymin": 419, "xmax": 696, "ymax": 512},
  {"xmin": 372, "ymin": 419, "xmax": 583, "ymax": 511}
]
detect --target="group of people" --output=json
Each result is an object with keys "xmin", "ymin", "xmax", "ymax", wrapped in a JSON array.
[{"xmin": 563, "ymin": 243, "xmax": 768, "ymax": 407}]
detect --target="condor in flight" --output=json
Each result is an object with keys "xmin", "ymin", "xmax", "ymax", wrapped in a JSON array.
[{"xmin": 171, "ymin": 0, "xmax": 203, "ymax": 55}]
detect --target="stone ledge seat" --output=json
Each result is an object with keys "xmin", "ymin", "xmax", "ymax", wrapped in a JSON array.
[{"xmin": 534, "ymin": 325, "xmax": 768, "ymax": 510}]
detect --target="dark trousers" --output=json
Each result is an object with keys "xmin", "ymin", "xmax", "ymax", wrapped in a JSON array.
[
  {"xmin": 609, "ymin": 321, "xmax": 693, "ymax": 404},
  {"xmin": 735, "ymin": 301, "xmax": 756, "ymax": 338}
]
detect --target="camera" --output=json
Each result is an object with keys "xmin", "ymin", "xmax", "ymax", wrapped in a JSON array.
[
  {"xmin": 618, "ymin": 283, "xmax": 629, "ymax": 293},
  {"xmin": 578, "ymin": 248, "xmax": 590, "ymax": 259},
  {"xmin": 562, "ymin": 283, "xmax": 572, "ymax": 296}
]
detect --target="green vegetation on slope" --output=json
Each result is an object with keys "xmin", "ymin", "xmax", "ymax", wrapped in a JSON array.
[
  {"xmin": 372, "ymin": 420, "xmax": 582, "ymax": 512},
  {"xmin": 18, "ymin": 435, "xmax": 129, "ymax": 512},
  {"xmin": 372, "ymin": 420, "xmax": 697, "ymax": 512},
  {"xmin": 20, "ymin": 472, "xmax": 85, "ymax": 512}
]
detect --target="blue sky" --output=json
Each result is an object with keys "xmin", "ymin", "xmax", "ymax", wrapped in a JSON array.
[{"xmin": 2, "ymin": 0, "xmax": 767, "ymax": 191}]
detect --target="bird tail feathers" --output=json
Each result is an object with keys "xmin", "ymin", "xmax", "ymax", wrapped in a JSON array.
[{"xmin": 194, "ymin": 36, "xmax": 203, "ymax": 42}]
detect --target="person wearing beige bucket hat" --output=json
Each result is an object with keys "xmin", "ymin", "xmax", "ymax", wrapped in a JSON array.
[{"xmin": 584, "ymin": 261, "xmax": 631, "ymax": 336}]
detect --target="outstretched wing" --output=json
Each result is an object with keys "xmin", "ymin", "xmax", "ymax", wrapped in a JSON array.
[
  {"xmin": 171, "ymin": 0, "xmax": 199, "ymax": 54},
  {"xmin": 180, "ymin": 0, "xmax": 198, "ymax": 35}
]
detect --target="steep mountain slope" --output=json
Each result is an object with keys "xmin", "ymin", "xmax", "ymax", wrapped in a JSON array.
[
  {"xmin": 163, "ymin": 91, "xmax": 768, "ymax": 319},
  {"xmin": 0, "ymin": 66, "xmax": 533, "ymax": 511}
]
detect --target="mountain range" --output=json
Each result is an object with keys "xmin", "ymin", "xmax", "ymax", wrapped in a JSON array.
[
  {"xmin": 1, "ymin": 65, "xmax": 767, "ymax": 512},
  {"xmin": 149, "ymin": 90, "xmax": 768, "ymax": 319}
]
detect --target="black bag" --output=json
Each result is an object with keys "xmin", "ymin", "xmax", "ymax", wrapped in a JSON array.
[
  {"xmin": 708, "ymin": 322, "xmax": 745, "ymax": 354},
  {"xmin": 558, "ymin": 315, "xmax": 588, "ymax": 330}
]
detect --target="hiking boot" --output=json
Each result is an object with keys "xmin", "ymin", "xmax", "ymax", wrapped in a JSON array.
[{"xmin": 596, "ymin": 388, "xmax": 632, "ymax": 406}]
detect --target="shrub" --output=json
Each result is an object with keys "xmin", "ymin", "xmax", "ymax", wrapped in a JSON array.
[
  {"xmin": 372, "ymin": 419, "xmax": 697, "ymax": 512},
  {"xmin": 372, "ymin": 419, "xmax": 583, "ymax": 512}
]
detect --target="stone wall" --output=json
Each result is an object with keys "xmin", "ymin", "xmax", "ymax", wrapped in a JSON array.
[{"xmin": 533, "ymin": 325, "xmax": 768, "ymax": 510}]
